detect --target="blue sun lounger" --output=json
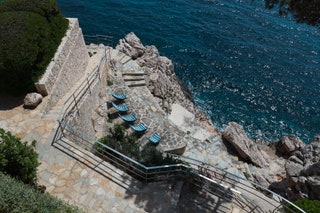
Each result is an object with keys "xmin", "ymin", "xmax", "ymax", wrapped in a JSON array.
[
  {"xmin": 112, "ymin": 92, "xmax": 126, "ymax": 100},
  {"xmin": 130, "ymin": 123, "xmax": 147, "ymax": 132},
  {"xmin": 147, "ymin": 133, "xmax": 161, "ymax": 144},
  {"xmin": 118, "ymin": 113, "xmax": 137, "ymax": 122},
  {"xmin": 111, "ymin": 102, "xmax": 129, "ymax": 112}
]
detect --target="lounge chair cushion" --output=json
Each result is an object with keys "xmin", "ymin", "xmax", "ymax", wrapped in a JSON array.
[
  {"xmin": 130, "ymin": 123, "xmax": 147, "ymax": 132},
  {"xmin": 119, "ymin": 113, "xmax": 137, "ymax": 122},
  {"xmin": 111, "ymin": 102, "xmax": 129, "ymax": 112},
  {"xmin": 112, "ymin": 93, "xmax": 126, "ymax": 100},
  {"xmin": 147, "ymin": 133, "xmax": 161, "ymax": 144}
]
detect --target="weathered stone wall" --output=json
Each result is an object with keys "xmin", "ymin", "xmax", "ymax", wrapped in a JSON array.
[
  {"xmin": 66, "ymin": 46, "xmax": 107, "ymax": 142},
  {"xmin": 35, "ymin": 18, "xmax": 89, "ymax": 112}
]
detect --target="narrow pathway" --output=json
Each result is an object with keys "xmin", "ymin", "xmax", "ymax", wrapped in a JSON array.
[
  {"xmin": 0, "ymin": 44, "xmax": 268, "ymax": 213},
  {"xmin": 0, "ymin": 46, "xmax": 183, "ymax": 213}
]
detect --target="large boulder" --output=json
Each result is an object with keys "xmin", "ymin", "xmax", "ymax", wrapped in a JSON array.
[
  {"xmin": 116, "ymin": 33, "xmax": 217, "ymax": 133},
  {"xmin": 116, "ymin": 32, "xmax": 146, "ymax": 59},
  {"xmin": 23, "ymin": 92, "xmax": 43, "ymax": 108},
  {"xmin": 284, "ymin": 135, "xmax": 320, "ymax": 199},
  {"xmin": 275, "ymin": 135, "xmax": 305, "ymax": 156},
  {"xmin": 222, "ymin": 122, "xmax": 269, "ymax": 168}
]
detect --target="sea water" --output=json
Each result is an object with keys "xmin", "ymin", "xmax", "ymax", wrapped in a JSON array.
[{"xmin": 57, "ymin": 0, "xmax": 320, "ymax": 143}]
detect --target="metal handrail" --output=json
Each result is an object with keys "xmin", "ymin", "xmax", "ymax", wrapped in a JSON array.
[
  {"xmin": 54, "ymin": 120, "xmax": 305, "ymax": 213},
  {"xmin": 53, "ymin": 53, "xmax": 305, "ymax": 213},
  {"xmin": 58, "ymin": 53, "xmax": 106, "ymax": 121}
]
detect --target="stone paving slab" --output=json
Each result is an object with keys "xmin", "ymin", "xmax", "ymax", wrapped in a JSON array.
[
  {"xmin": 0, "ymin": 44, "xmax": 259, "ymax": 212},
  {"xmin": 0, "ymin": 45, "xmax": 186, "ymax": 213}
]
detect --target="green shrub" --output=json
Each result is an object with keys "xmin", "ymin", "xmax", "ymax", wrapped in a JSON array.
[
  {"xmin": 107, "ymin": 80, "xmax": 113, "ymax": 86},
  {"xmin": 140, "ymin": 145, "xmax": 164, "ymax": 166},
  {"xmin": 289, "ymin": 199, "xmax": 320, "ymax": 213},
  {"xmin": 0, "ymin": 128, "xmax": 40, "ymax": 185},
  {"xmin": 0, "ymin": 0, "xmax": 68, "ymax": 95},
  {"xmin": 0, "ymin": 172, "xmax": 82, "ymax": 213},
  {"xmin": 94, "ymin": 124, "xmax": 141, "ymax": 161},
  {"xmin": 94, "ymin": 124, "xmax": 180, "ymax": 167}
]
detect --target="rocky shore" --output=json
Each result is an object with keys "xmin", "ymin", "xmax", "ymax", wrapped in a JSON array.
[{"xmin": 115, "ymin": 32, "xmax": 319, "ymax": 201}]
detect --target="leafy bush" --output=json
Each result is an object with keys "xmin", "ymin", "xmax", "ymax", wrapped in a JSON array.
[
  {"xmin": 0, "ymin": 128, "xmax": 40, "ymax": 185},
  {"xmin": 288, "ymin": 199, "xmax": 320, "ymax": 213},
  {"xmin": 0, "ymin": 0, "xmax": 68, "ymax": 95},
  {"xmin": 0, "ymin": 172, "xmax": 82, "ymax": 213},
  {"xmin": 94, "ymin": 124, "xmax": 179, "ymax": 167},
  {"xmin": 94, "ymin": 124, "xmax": 141, "ymax": 161},
  {"xmin": 265, "ymin": 0, "xmax": 320, "ymax": 27}
]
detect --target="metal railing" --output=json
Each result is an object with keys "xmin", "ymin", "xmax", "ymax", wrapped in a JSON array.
[
  {"xmin": 52, "ymin": 53, "xmax": 305, "ymax": 213},
  {"xmin": 53, "ymin": 119, "xmax": 305, "ymax": 213},
  {"xmin": 58, "ymin": 53, "xmax": 105, "ymax": 125}
]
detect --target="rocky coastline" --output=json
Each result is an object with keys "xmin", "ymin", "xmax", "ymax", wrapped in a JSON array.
[{"xmin": 115, "ymin": 32, "xmax": 319, "ymax": 201}]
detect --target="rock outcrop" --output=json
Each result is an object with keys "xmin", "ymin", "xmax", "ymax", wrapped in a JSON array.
[
  {"xmin": 23, "ymin": 93, "xmax": 43, "ymax": 108},
  {"xmin": 116, "ymin": 32, "xmax": 217, "ymax": 134},
  {"xmin": 116, "ymin": 32, "xmax": 146, "ymax": 60},
  {"xmin": 222, "ymin": 122, "xmax": 269, "ymax": 168},
  {"xmin": 284, "ymin": 135, "xmax": 320, "ymax": 200},
  {"xmin": 275, "ymin": 134, "xmax": 305, "ymax": 157},
  {"xmin": 116, "ymin": 32, "xmax": 320, "ymax": 202}
]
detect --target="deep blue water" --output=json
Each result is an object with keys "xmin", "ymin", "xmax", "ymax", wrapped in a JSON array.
[{"xmin": 57, "ymin": 0, "xmax": 320, "ymax": 143}]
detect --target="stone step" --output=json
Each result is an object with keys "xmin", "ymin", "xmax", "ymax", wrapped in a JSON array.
[
  {"xmin": 125, "ymin": 80, "xmax": 146, "ymax": 87},
  {"xmin": 123, "ymin": 75, "xmax": 145, "ymax": 81},
  {"xmin": 122, "ymin": 71, "xmax": 145, "ymax": 76},
  {"xmin": 119, "ymin": 55, "xmax": 131, "ymax": 64},
  {"xmin": 113, "ymin": 52, "xmax": 128, "ymax": 63}
]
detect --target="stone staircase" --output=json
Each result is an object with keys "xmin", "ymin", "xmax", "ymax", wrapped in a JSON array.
[{"xmin": 107, "ymin": 48, "xmax": 146, "ymax": 87}]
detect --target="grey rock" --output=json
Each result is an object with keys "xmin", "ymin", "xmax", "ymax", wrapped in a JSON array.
[
  {"xmin": 116, "ymin": 32, "xmax": 146, "ymax": 59},
  {"xmin": 253, "ymin": 173, "xmax": 270, "ymax": 188},
  {"xmin": 222, "ymin": 122, "xmax": 268, "ymax": 168},
  {"xmin": 311, "ymin": 135, "xmax": 320, "ymax": 143},
  {"xmin": 117, "ymin": 33, "xmax": 216, "ymax": 133},
  {"xmin": 285, "ymin": 156, "xmax": 303, "ymax": 180},
  {"xmin": 276, "ymin": 134, "xmax": 305, "ymax": 156},
  {"xmin": 23, "ymin": 93, "xmax": 43, "ymax": 108},
  {"xmin": 284, "ymin": 137, "xmax": 320, "ymax": 199}
]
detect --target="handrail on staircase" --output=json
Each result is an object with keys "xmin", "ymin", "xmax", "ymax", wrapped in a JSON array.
[{"xmin": 53, "ymin": 48, "xmax": 305, "ymax": 213}]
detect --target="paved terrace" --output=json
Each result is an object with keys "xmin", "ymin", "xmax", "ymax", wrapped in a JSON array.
[{"xmin": 0, "ymin": 45, "xmax": 277, "ymax": 213}]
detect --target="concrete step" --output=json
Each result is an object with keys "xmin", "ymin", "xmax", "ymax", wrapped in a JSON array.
[
  {"xmin": 123, "ymin": 75, "xmax": 145, "ymax": 81},
  {"xmin": 113, "ymin": 52, "xmax": 128, "ymax": 63},
  {"xmin": 125, "ymin": 80, "xmax": 146, "ymax": 87},
  {"xmin": 123, "ymin": 71, "xmax": 145, "ymax": 76},
  {"xmin": 119, "ymin": 55, "xmax": 131, "ymax": 64}
]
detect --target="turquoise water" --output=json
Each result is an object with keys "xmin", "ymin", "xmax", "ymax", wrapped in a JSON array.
[{"xmin": 57, "ymin": 0, "xmax": 320, "ymax": 142}]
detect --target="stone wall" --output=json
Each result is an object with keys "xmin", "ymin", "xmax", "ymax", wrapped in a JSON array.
[
  {"xmin": 35, "ymin": 18, "xmax": 89, "ymax": 112},
  {"xmin": 65, "ymin": 46, "xmax": 107, "ymax": 143}
]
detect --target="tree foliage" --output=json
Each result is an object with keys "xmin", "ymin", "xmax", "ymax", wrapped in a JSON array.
[
  {"xmin": 265, "ymin": 0, "xmax": 320, "ymax": 27},
  {"xmin": 0, "ymin": 172, "xmax": 82, "ymax": 213},
  {"xmin": 287, "ymin": 198, "xmax": 320, "ymax": 213},
  {"xmin": 94, "ymin": 124, "xmax": 178, "ymax": 167},
  {"xmin": 0, "ymin": 0, "xmax": 68, "ymax": 95},
  {"xmin": 0, "ymin": 128, "xmax": 40, "ymax": 185}
]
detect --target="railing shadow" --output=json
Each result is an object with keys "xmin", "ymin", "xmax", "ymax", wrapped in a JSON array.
[{"xmin": 49, "ymin": 54, "xmax": 305, "ymax": 213}]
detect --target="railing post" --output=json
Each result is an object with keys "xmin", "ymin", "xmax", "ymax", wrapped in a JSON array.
[{"xmin": 72, "ymin": 94, "xmax": 80, "ymax": 115}]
